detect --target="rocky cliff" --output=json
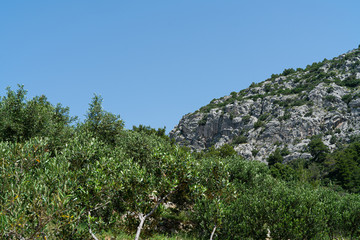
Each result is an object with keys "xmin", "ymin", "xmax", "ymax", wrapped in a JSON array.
[{"xmin": 170, "ymin": 46, "xmax": 360, "ymax": 162}]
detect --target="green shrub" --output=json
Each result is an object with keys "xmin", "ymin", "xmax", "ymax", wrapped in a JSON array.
[
  {"xmin": 264, "ymin": 84, "xmax": 272, "ymax": 93},
  {"xmin": 233, "ymin": 135, "xmax": 247, "ymax": 144},
  {"xmin": 305, "ymin": 110, "xmax": 313, "ymax": 117},
  {"xmin": 254, "ymin": 120, "xmax": 265, "ymax": 129},
  {"xmin": 330, "ymin": 135, "xmax": 337, "ymax": 144},
  {"xmin": 249, "ymin": 94, "xmax": 264, "ymax": 101},
  {"xmin": 0, "ymin": 85, "xmax": 75, "ymax": 149},
  {"xmin": 282, "ymin": 68, "xmax": 296, "ymax": 76},
  {"xmin": 280, "ymin": 147, "xmax": 290, "ymax": 156},
  {"xmin": 270, "ymin": 163, "xmax": 296, "ymax": 181},
  {"xmin": 308, "ymin": 137, "xmax": 329, "ymax": 163},
  {"xmin": 83, "ymin": 94, "xmax": 124, "ymax": 145},
  {"xmin": 198, "ymin": 115, "xmax": 208, "ymax": 126},
  {"xmin": 342, "ymin": 75, "xmax": 360, "ymax": 88},
  {"xmin": 242, "ymin": 115, "xmax": 251, "ymax": 124},
  {"xmin": 267, "ymin": 148, "xmax": 283, "ymax": 166},
  {"xmin": 325, "ymin": 95, "xmax": 336, "ymax": 102},
  {"xmin": 279, "ymin": 112, "xmax": 291, "ymax": 121},
  {"xmin": 342, "ymin": 94, "xmax": 353, "ymax": 104},
  {"xmin": 327, "ymin": 87, "xmax": 334, "ymax": 93},
  {"xmin": 259, "ymin": 113, "xmax": 270, "ymax": 121},
  {"xmin": 251, "ymin": 149, "xmax": 259, "ymax": 157}
]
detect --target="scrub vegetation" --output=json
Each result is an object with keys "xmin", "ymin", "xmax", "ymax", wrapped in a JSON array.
[{"xmin": 1, "ymin": 86, "xmax": 360, "ymax": 239}]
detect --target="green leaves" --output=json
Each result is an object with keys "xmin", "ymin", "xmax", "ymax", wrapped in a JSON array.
[
  {"xmin": 1, "ymin": 86, "xmax": 360, "ymax": 239},
  {"xmin": 0, "ymin": 85, "xmax": 75, "ymax": 154},
  {"xmin": 308, "ymin": 136, "xmax": 329, "ymax": 163},
  {"xmin": 83, "ymin": 94, "xmax": 124, "ymax": 145}
]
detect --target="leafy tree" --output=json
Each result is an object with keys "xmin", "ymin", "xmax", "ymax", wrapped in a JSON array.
[
  {"xmin": 0, "ymin": 85, "xmax": 75, "ymax": 148},
  {"xmin": 118, "ymin": 130, "xmax": 160, "ymax": 167},
  {"xmin": 217, "ymin": 144, "xmax": 237, "ymax": 158},
  {"xmin": 132, "ymin": 124, "xmax": 166, "ymax": 138},
  {"xmin": 0, "ymin": 138, "xmax": 89, "ymax": 239},
  {"xmin": 340, "ymin": 193, "xmax": 360, "ymax": 239},
  {"xmin": 115, "ymin": 135, "xmax": 193, "ymax": 239},
  {"xmin": 318, "ymin": 188, "xmax": 344, "ymax": 239},
  {"xmin": 3, "ymin": 86, "xmax": 360, "ymax": 239},
  {"xmin": 270, "ymin": 162, "xmax": 297, "ymax": 181},
  {"xmin": 267, "ymin": 148, "xmax": 283, "ymax": 166},
  {"xmin": 282, "ymin": 68, "xmax": 296, "ymax": 76},
  {"xmin": 83, "ymin": 94, "xmax": 124, "ymax": 145},
  {"xmin": 265, "ymin": 183, "xmax": 327, "ymax": 239},
  {"xmin": 330, "ymin": 142, "xmax": 360, "ymax": 193},
  {"xmin": 204, "ymin": 144, "xmax": 237, "ymax": 158},
  {"xmin": 0, "ymin": 85, "xmax": 27, "ymax": 141},
  {"xmin": 221, "ymin": 158, "xmax": 272, "ymax": 239},
  {"xmin": 308, "ymin": 137, "xmax": 329, "ymax": 163},
  {"xmin": 192, "ymin": 157, "xmax": 236, "ymax": 239}
]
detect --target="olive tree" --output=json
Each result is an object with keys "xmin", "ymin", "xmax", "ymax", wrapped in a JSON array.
[{"xmin": 115, "ymin": 133, "xmax": 193, "ymax": 240}]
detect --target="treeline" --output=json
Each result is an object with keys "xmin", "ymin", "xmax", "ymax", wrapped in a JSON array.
[{"xmin": 1, "ymin": 86, "xmax": 360, "ymax": 239}]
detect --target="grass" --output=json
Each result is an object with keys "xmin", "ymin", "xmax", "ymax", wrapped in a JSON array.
[{"xmin": 99, "ymin": 232, "xmax": 197, "ymax": 240}]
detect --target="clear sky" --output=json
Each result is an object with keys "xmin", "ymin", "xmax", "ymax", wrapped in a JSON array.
[{"xmin": 1, "ymin": 1, "xmax": 360, "ymax": 132}]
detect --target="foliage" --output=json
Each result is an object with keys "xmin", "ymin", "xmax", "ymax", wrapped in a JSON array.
[
  {"xmin": 254, "ymin": 120, "xmax": 265, "ymax": 129},
  {"xmin": 342, "ymin": 94, "xmax": 353, "ymax": 104},
  {"xmin": 270, "ymin": 163, "xmax": 297, "ymax": 181},
  {"xmin": 304, "ymin": 109, "xmax": 313, "ymax": 117},
  {"xmin": 330, "ymin": 142, "xmax": 360, "ymax": 193},
  {"xmin": 132, "ymin": 124, "xmax": 168, "ymax": 141},
  {"xmin": 258, "ymin": 113, "xmax": 270, "ymax": 121},
  {"xmin": 267, "ymin": 148, "xmax": 283, "ymax": 166},
  {"xmin": 82, "ymin": 94, "xmax": 124, "ymax": 145},
  {"xmin": 282, "ymin": 68, "xmax": 296, "ymax": 76},
  {"xmin": 264, "ymin": 183, "xmax": 327, "ymax": 239},
  {"xmin": 308, "ymin": 136, "xmax": 329, "ymax": 163},
  {"xmin": 324, "ymin": 95, "xmax": 336, "ymax": 102},
  {"xmin": 1, "ymin": 86, "xmax": 360, "ymax": 239},
  {"xmin": 0, "ymin": 85, "xmax": 75, "ymax": 152},
  {"xmin": 191, "ymin": 157, "xmax": 235, "ymax": 239},
  {"xmin": 278, "ymin": 111, "xmax": 291, "ymax": 121},
  {"xmin": 204, "ymin": 144, "xmax": 237, "ymax": 158},
  {"xmin": 198, "ymin": 115, "xmax": 208, "ymax": 126},
  {"xmin": 232, "ymin": 135, "xmax": 247, "ymax": 144},
  {"xmin": 342, "ymin": 75, "xmax": 360, "ymax": 88},
  {"xmin": 241, "ymin": 115, "xmax": 251, "ymax": 124},
  {"xmin": 251, "ymin": 149, "xmax": 259, "ymax": 157}
]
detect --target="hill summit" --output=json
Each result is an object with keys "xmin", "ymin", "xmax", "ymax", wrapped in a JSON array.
[{"xmin": 170, "ymin": 46, "xmax": 360, "ymax": 162}]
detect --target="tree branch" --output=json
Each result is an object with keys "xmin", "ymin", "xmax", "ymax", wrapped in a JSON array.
[
  {"xmin": 145, "ymin": 188, "xmax": 176, "ymax": 219},
  {"xmin": 210, "ymin": 224, "xmax": 217, "ymax": 240},
  {"xmin": 88, "ymin": 211, "xmax": 99, "ymax": 240},
  {"xmin": 134, "ymin": 188, "xmax": 177, "ymax": 240}
]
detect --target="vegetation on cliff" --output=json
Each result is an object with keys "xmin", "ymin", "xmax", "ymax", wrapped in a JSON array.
[{"xmin": 170, "ymin": 46, "xmax": 360, "ymax": 162}]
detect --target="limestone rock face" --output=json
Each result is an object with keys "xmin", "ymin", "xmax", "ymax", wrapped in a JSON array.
[{"xmin": 170, "ymin": 47, "xmax": 360, "ymax": 162}]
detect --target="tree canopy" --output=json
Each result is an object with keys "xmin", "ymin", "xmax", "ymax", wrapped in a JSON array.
[{"xmin": 1, "ymin": 86, "xmax": 360, "ymax": 240}]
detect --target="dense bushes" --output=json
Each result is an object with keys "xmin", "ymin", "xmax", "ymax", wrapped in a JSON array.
[
  {"xmin": 192, "ymin": 155, "xmax": 360, "ymax": 240},
  {"xmin": 1, "ymin": 86, "xmax": 360, "ymax": 239},
  {"xmin": 0, "ymin": 85, "xmax": 75, "ymax": 152}
]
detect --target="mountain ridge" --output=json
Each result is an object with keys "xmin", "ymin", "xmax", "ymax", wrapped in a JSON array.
[{"xmin": 170, "ymin": 45, "xmax": 360, "ymax": 162}]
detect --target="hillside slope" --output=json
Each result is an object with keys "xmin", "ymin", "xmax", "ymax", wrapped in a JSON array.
[{"xmin": 170, "ymin": 46, "xmax": 360, "ymax": 162}]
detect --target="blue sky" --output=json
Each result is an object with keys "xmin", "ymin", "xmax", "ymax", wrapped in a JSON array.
[{"xmin": 1, "ymin": 1, "xmax": 360, "ymax": 132}]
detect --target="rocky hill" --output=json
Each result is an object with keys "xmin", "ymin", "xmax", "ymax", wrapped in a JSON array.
[{"xmin": 170, "ymin": 46, "xmax": 360, "ymax": 162}]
